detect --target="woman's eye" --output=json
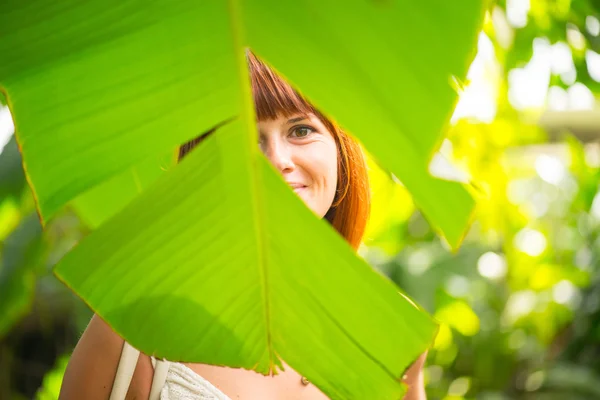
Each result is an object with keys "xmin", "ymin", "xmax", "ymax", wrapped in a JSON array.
[{"xmin": 290, "ymin": 126, "xmax": 314, "ymax": 138}]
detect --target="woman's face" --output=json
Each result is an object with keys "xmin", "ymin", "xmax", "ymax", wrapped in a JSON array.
[{"xmin": 257, "ymin": 113, "xmax": 338, "ymax": 218}]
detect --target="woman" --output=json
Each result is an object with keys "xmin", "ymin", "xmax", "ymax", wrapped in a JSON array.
[{"xmin": 60, "ymin": 52, "xmax": 427, "ymax": 400}]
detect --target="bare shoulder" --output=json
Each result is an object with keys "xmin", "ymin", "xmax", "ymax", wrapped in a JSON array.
[
  {"xmin": 402, "ymin": 351, "xmax": 428, "ymax": 400},
  {"xmin": 59, "ymin": 314, "xmax": 154, "ymax": 400}
]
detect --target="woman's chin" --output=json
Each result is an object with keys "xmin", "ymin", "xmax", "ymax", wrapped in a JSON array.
[
  {"xmin": 295, "ymin": 190, "xmax": 314, "ymax": 210},
  {"xmin": 292, "ymin": 189, "xmax": 329, "ymax": 218},
  {"xmin": 294, "ymin": 188, "xmax": 310, "ymax": 205}
]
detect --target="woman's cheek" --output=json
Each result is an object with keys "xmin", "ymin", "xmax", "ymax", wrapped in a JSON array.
[{"xmin": 302, "ymin": 140, "xmax": 338, "ymax": 204}]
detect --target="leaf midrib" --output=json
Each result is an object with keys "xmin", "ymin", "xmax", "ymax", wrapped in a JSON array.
[{"xmin": 227, "ymin": 0, "xmax": 275, "ymax": 373}]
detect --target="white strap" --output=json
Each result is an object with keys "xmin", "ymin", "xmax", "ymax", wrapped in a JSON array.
[
  {"xmin": 149, "ymin": 359, "xmax": 170, "ymax": 400},
  {"xmin": 109, "ymin": 341, "xmax": 140, "ymax": 400}
]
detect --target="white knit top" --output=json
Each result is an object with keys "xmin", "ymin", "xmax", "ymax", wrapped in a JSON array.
[
  {"xmin": 109, "ymin": 342, "xmax": 231, "ymax": 400},
  {"xmin": 153, "ymin": 360, "xmax": 231, "ymax": 400}
]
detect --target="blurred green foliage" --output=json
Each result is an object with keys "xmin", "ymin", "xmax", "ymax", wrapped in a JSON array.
[
  {"xmin": 2, "ymin": 0, "xmax": 600, "ymax": 398},
  {"xmin": 360, "ymin": 1, "xmax": 600, "ymax": 398}
]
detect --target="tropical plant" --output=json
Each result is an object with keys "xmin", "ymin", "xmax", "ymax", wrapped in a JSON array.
[{"xmin": 0, "ymin": 1, "xmax": 485, "ymax": 398}]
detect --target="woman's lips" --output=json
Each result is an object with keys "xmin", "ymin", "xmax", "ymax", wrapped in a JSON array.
[{"xmin": 288, "ymin": 182, "xmax": 307, "ymax": 193}]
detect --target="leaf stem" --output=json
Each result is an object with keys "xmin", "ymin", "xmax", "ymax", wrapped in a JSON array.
[{"xmin": 226, "ymin": 0, "xmax": 276, "ymax": 374}]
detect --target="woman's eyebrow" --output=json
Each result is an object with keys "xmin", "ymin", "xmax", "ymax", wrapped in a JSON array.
[{"xmin": 287, "ymin": 116, "xmax": 307, "ymax": 124}]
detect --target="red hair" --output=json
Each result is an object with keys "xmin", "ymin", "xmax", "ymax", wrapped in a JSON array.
[{"xmin": 179, "ymin": 52, "xmax": 370, "ymax": 249}]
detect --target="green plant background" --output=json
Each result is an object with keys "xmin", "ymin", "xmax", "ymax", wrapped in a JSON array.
[{"xmin": 2, "ymin": 1, "xmax": 600, "ymax": 399}]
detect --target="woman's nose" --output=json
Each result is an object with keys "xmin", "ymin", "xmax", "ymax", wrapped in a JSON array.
[{"xmin": 263, "ymin": 140, "xmax": 294, "ymax": 173}]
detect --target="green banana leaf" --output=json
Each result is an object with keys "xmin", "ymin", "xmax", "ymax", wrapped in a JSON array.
[
  {"xmin": 0, "ymin": 1, "xmax": 483, "ymax": 398},
  {"xmin": 71, "ymin": 150, "xmax": 174, "ymax": 229}
]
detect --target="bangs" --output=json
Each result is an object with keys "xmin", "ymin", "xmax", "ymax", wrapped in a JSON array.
[{"xmin": 247, "ymin": 51, "xmax": 318, "ymax": 121}]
